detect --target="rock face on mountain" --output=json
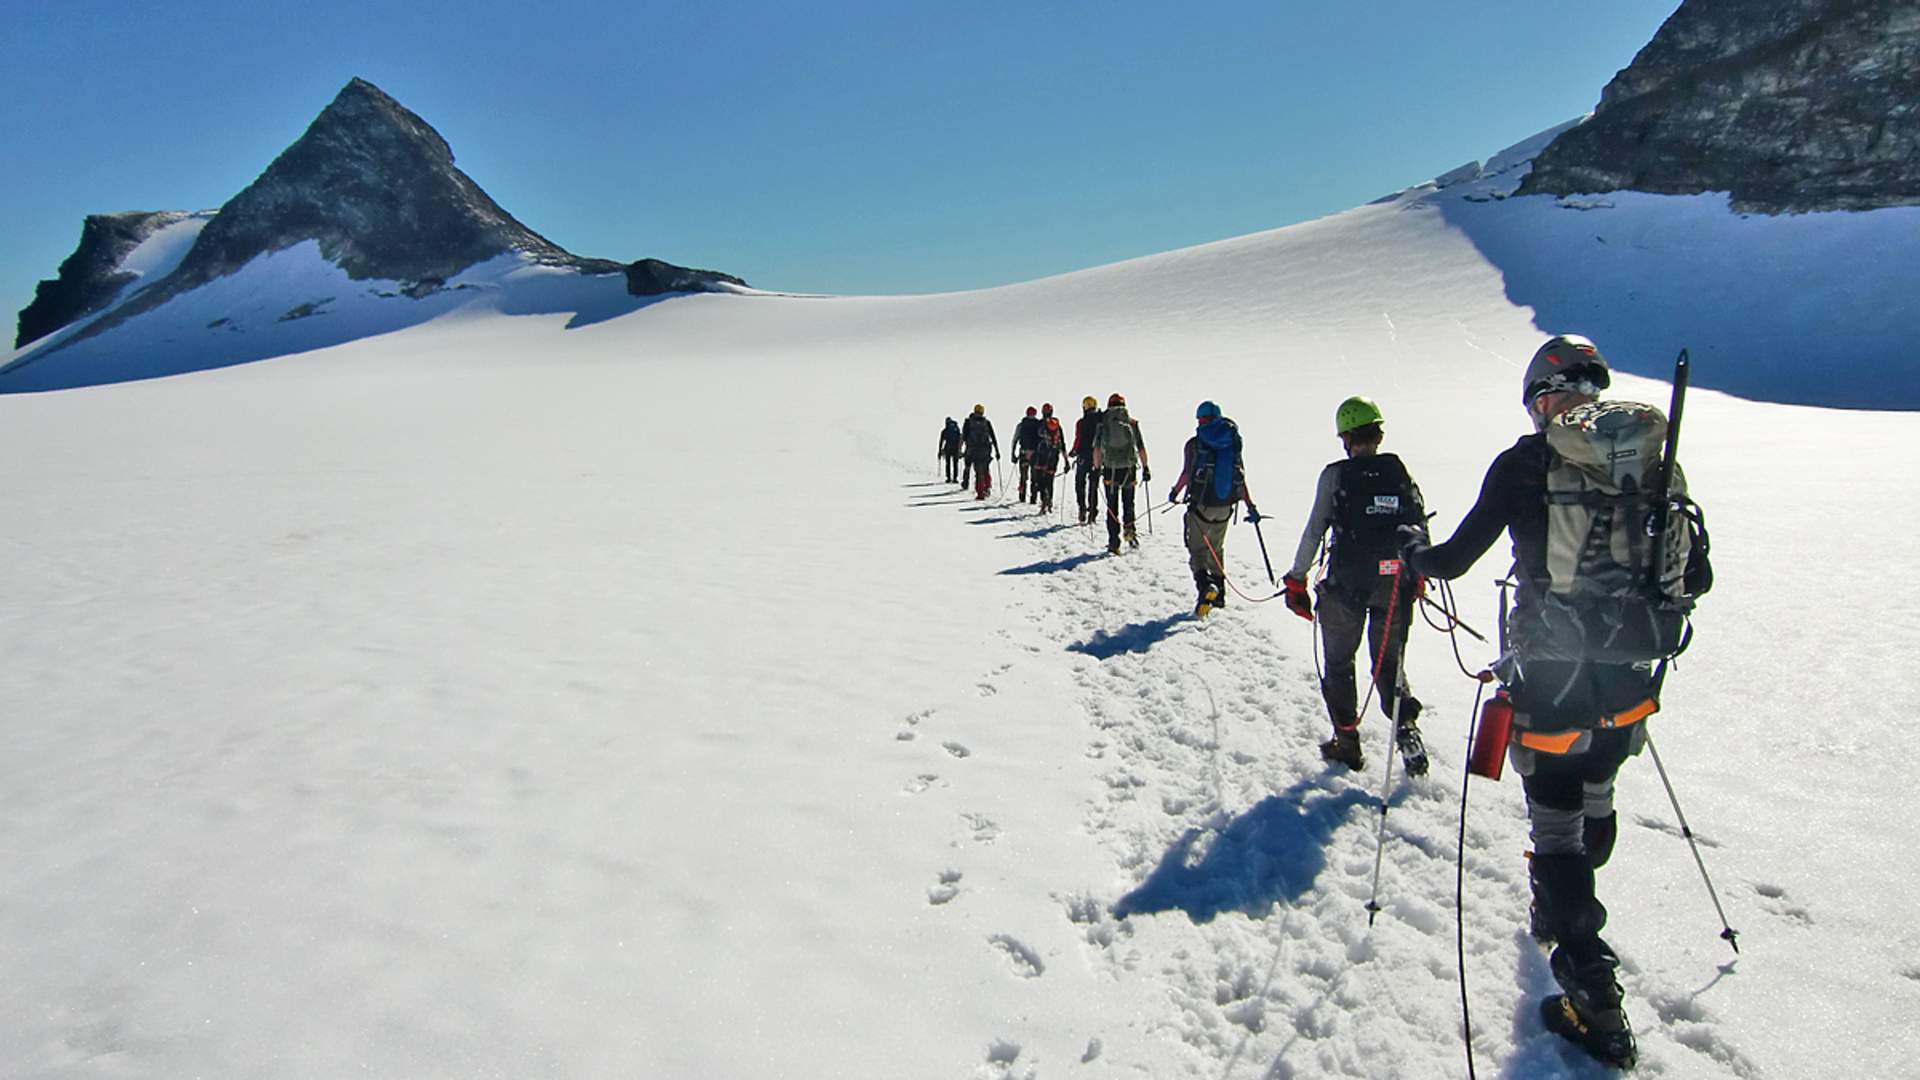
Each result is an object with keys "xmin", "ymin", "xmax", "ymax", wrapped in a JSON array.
[
  {"xmin": 176, "ymin": 78, "xmax": 612, "ymax": 290},
  {"xmin": 15, "ymin": 211, "xmax": 193, "ymax": 347},
  {"xmin": 18, "ymin": 78, "xmax": 744, "ymax": 348},
  {"xmin": 1520, "ymin": 0, "xmax": 1920, "ymax": 212},
  {"xmin": 625, "ymin": 258, "xmax": 746, "ymax": 296}
]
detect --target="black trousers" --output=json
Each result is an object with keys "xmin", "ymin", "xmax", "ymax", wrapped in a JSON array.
[
  {"xmin": 1033, "ymin": 466, "xmax": 1058, "ymax": 511},
  {"xmin": 1510, "ymin": 660, "xmax": 1656, "ymax": 952},
  {"xmin": 1102, "ymin": 467, "xmax": 1137, "ymax": 546},
  {"xmin": 941, "ymin": 453, "xmax": 959, "ymax": 482},
  {"xmin": 1075, "ymin": 459, "xmax": 1100, "ymax": 517},
  {"xmin": 1315, "ymin": 582, "xmax": 1417, "ymax": 730}
]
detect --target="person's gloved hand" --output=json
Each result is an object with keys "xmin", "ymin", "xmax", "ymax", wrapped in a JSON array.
[
  {"xmin": 1244, "ymin": 504, "xmax": 1261, "ymax": 524},
  {"xmin": 1397, "ymin": 524, "xmax": 1431, "ymax": 574},
  {"xmin": 1141, "ymin": 465, "xmax": 1152, "ymax": 484},
  {"xmin": 1283, "ymin": 575, "xmax": 1314, "ymax": 622},
  {"xmin": 1167, "ymin": 486, "xmax": 1179, "ymax": 505}
]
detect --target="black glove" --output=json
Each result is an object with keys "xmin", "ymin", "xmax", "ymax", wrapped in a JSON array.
[
  {"xmin": 1397, "ymin": 524, "xmax": 1431, "ymax": 572},
  {"xmin": 1167, "ymin": 486, "xmax": 1179, "ymax": 505},
  {"xmin": 1141, "ymin": 465, "xmax": 1152, "ymax": 484}
]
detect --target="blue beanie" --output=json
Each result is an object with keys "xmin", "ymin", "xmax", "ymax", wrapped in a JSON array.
[{"xmin": 1196, "ymin": 400, "xmax": 1221, "ymax": 420}]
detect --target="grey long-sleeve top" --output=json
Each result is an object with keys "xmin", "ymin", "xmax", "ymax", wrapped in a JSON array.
[{"xmin": 1287, "ymin": 462, "xmax": 1342, "ymax": 580}]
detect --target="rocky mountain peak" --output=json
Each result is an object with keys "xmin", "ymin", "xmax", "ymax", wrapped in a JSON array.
[
  {"xmin": 173, "ymin": 76, "xmax": 588, "ymax": 288},
  {"xmin": 1519, "ymin": 0, "xmax": 1920, "ymax": 212},
  {"xmin": 16, "ymin": 78, "xmax": 744, "ymax": 352}
]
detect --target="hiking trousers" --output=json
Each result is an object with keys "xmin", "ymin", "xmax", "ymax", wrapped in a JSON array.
[
  {"xmin": 1184, "ymin": 503, "xmax": 1232, "ymax": 591},
  {"xmin": 1033, "ymin": 466, "xmax": 1058, "ymax": 511},
  {"xmin": 1516, "ymin": 723, "xmax": 1642, "ymax": 950},
  {"xmin": 1102, "ymin": 468, "xmax": 1138, "ymax": 547},
  {"xmin": 969, "ymin": 454, "xmax": 994, "ymax": 499},
  {"xmin": 942, "ymin": 452, "xmax": 960, "ymax": 483},
  {"xmin": 1017, "ymin": 456, "xmax": 1034, "ymax": 501},
  {"xmin": 1075, "ymin": 459, "xmax": 1100, "ymax": 519},
  {"xmin": 1315, "ymin": 583, "xmax": 1417, "ymax": 731}
]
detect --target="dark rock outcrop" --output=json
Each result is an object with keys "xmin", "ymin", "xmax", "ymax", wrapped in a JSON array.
[
  {"xmin": 15, "ymin": 211, "xmax": 193, "ymax": 347},
  {"xmin": 1520, "ymin": 0, "xmax": 1920, "ymax": 212},
  {"xmin": 624, "ymin": 258, "xmax": 746, "ymax": 296}
]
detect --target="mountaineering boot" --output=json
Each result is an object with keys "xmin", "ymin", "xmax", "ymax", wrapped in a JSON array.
[
  {"xmin": 1195, "ymin": 582, "xmax": 1219, "ymax": 617},
  {"xmin": 1320, "ymin": 728, "xmax": 1364, "ymax": 770},
  {"xmin": 1529, "ymin": 852, "xmax": 1609, "ymax": 947},
  {"xmin": 1542, "ymin": 939, "xmax": 1636, "ymax": 1069},
  {"xmin": 1528, "ymin": 854, "xmax": 1552, "ymax": 943},
  {"xmin": 1126, "ymin": 527, "xmax": 1139, "ymax": 549},
  {"xmin": 1395, "ymin": 720, "xmax": 1429, "ymax": 777},
  {"xmin": 1392, "ymin": 698, "xmax": 1427, "ymax": 776},
  {"xmin": 1108, "ymin": 538, "xmax": 1122, "ymax": 556},
  {"xmin": 1211, "ymin": 576, "xmax": 1226, "ymax": 608}
]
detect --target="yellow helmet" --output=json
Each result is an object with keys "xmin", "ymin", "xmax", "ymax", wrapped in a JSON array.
[
  {"xmin": 1082, "ymin": 396, "xmax": 1097, "ymax": 410},
  {"xmin": 972, "ymin": 403, "xmax": 985, "ymax": 415}
]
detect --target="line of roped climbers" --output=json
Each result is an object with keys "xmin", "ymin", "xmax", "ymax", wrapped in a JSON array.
[
  {"xmin": 940, "ymin": 394, "xmax": 1155, "ymax": 555},
  {"xmin": 932, "ymin": 335, "xmax": 1720, "ymax": 1073}
]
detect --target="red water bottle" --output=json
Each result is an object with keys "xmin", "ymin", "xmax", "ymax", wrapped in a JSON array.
[{"xmin": 1470, "ymin": 690, "xmax": 1513, "ymax": 781}]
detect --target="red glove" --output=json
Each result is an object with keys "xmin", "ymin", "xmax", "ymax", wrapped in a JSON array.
[{"xmin": 1283, "ymin": 576, "xmax": 1313, "ymax": 622}]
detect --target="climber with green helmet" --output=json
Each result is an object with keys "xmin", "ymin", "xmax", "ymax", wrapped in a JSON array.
[{"xmin": 1282, "ymin": 395, "xmax": 1430, "ymax": 774}]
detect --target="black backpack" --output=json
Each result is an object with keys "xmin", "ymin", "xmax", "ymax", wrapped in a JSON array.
[{"xmin": 1330, "ymin": 453, "xmax": 1423, "ymax": 604}]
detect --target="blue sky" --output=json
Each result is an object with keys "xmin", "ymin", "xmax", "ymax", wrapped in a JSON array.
[{"xmin": 3, "ymin": 1, "xmax": 1679, "ymax": 319}]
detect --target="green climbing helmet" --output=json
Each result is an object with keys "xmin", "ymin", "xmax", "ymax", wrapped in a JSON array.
[{"xmin": 1334, "ymin": 395, "xmax": 1384, "ymax": 436}]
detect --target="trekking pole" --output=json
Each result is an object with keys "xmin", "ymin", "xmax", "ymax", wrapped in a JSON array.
[
  {"xmin": 1250, "ymin": 516, "xmax": 1277, "ymax": 586},
  {"xmin": 1420, "ymin": 594, "xmax": 1488, "ymax": 643},
  {"xmin": 1454, "ymin": 675, "xmax": 1490, "ymax": 1080},
  {"xmin": 1364, "ymin": 570, "xmax": 1408, "ymax": 926},
  {"xmin": 1643, "ymin": 729, "xmax": 1741, "ymax": 955}
]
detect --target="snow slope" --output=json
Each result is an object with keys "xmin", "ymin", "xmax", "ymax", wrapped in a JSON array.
[{"xmin": 3, "ymin": 140, "xmax": 1918, "ymax": 1078}]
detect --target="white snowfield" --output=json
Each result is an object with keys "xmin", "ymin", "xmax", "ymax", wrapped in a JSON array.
[{"xmin": 3, "ymin": 135, "xmax": 1918, "ymax": 1079}]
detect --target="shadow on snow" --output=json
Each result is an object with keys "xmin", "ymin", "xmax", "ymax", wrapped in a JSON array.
[
  {"xmin": 1066, "ymin": 612, "xmax": 1193, "ymax": 657},
  {"xmin": 1002, "ymin": 552, "xmax": 1105, "ymax": 577},
  {"xmin": 997, "ymin": 523, "xmax": 1072, "ymax": 539},
  {"xmin": 1113, "ymin": 776, "xmax": 1374, "ymax": 924}
]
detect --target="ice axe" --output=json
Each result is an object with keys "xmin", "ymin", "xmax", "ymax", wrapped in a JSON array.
[{"xmin": 1250, "ymin": 513, "xmax": 1277, "ymax": 586}]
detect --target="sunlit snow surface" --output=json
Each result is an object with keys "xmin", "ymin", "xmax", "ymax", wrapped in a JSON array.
[{"xmin": 2, "ymin": 140, "xmax": 1918, "ymax": 1078}]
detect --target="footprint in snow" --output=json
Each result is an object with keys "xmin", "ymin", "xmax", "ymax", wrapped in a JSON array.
[
  {"xmin": 903, "ymin": 773, "xmax": 940, "ymax": 794},
  {"xmin": 929, "ymin": 870, "xmax": 963, "ymax": 905},
  {"xmin": 962, "ymin": 812, "xmax": 1002, "ymax": 843},
  {"xmin": 988, "ymin": 935, "xmax": 1045, "ymax": 978},
  {"xmin": 943, "ymin": 741, "xmax": 972, "ymax": 759},
  {"xmin": 976, "ymin": 682, "xmax": 999, "ymax": 697},
  {"xmin": 1753, "ymin": 881, "xmax": 1812, "ymax": 926}
]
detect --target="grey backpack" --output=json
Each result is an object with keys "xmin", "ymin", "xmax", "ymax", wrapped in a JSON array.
[
  {"xmin": 1522, "ymin": 400, "xmax": 1706, "ymax": 661},
  {"xmin": 1100, "ymin": 405, "xmax": 1138, "ymax": 467}
]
